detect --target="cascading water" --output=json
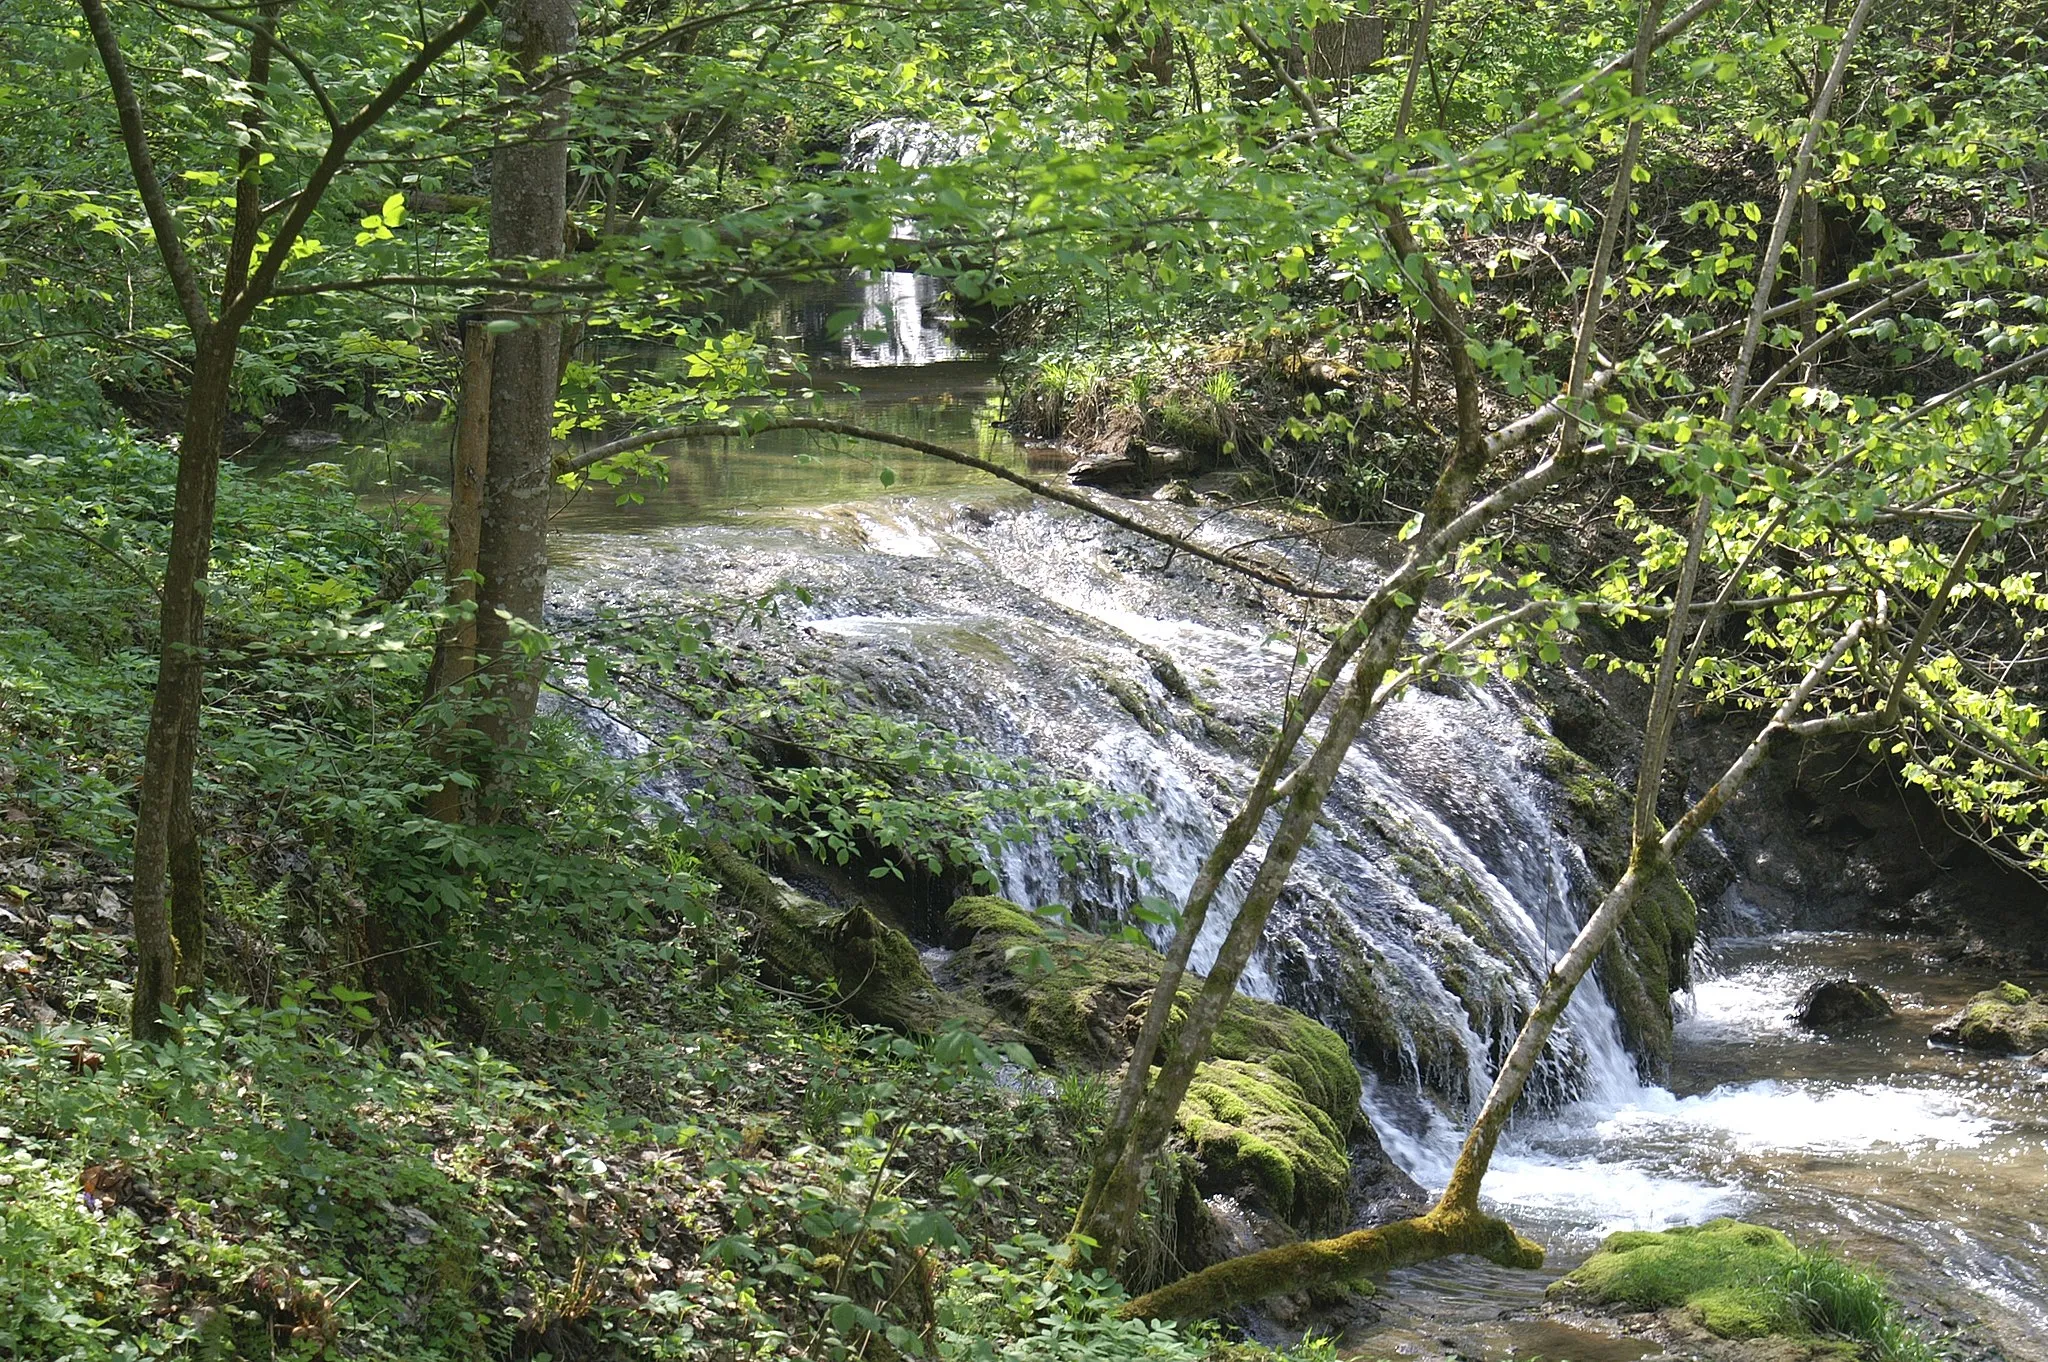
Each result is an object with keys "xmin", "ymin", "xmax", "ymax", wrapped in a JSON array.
[
  {"xmin": 556, "ymin": 484, "xmax": 1656, "ymax": 1127},
  {"xmin": 528, "ymin": 283, "xmax": 2044, "ymax": 1357}
]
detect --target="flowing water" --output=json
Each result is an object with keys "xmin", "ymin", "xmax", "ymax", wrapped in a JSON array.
[
  {"xmin": 543, "ymin": 467, "xmax": 2046, "ymax": 1358},
  {"xmin": 1354, "ymin": 934, "xmax": 2048, "ymax": 1359},
  {"xmin": 543, "ymin": 408, "xmax": 2046, "ymax": 1357},
  {"xmin": 281, "ymin": 260, "xmax": 2047, "ymax": 1357}
]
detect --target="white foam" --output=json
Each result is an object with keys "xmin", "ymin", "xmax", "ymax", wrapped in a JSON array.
[
  {"xmin": 1599, "ymin": 1079, "xmax": 1996, "ymax": 1154},
  {"xmin": 1682, "ymin": 967, "xmax": 1817, "ymax": 1040},
  {"xmin": 1481, "ymin": 1152, "xmax": 1740, "ymax": 1239}
]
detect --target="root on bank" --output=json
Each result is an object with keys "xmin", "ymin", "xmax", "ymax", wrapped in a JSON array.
[{"xmin": 1114, "ymin": 1207, "xmax": 1544, "ymax": 1321}]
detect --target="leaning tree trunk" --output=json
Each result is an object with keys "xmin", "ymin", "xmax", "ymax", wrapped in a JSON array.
[
  {"xmin": 1113, "ymin": 2, "xmax": 1879, "ymax": 1304},
  {"xmin": 471, "ymin": 0, "xmax": 577, "ymax": 769},
  {"xmin": 1075, "ymin": 197, "xmax": 1495, "ymax": 1258},
  {"xmin": 1119, "ymin": 620, "xmax": 1879, "ymax": 1322}
]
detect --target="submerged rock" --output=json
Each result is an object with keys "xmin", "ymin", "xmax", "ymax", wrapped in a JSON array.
[
  {"xmin": 1933, "ymin": 981, "xmax": 2048, "ymax": 1054},
  {"xmin": 1792, "ymin": 979, "xmax": 1892, "ymax": 1029}
]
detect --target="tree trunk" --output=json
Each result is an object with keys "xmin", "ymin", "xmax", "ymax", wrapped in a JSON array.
[
  {"xmin": 472, "ymin": 0, "xmax": 577, "ymax": 767},
  {"xmin": 130, "ymin": 324, "xmax": 237, "ymax": 1038},
  {"xmin": 1118, "ymin": 624, "xmax": 1878, "ymax": 1322},
  {"xmin": 425, "ymin": 322, "xmax": 495, "ymax": 821},
  {"xmin": 1077, "ymin": 199, "xmax": 1494, "ymax": 1258}
]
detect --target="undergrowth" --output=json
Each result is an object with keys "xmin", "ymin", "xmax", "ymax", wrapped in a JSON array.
[{"xmin": 0, "ymin": 389, "xmax": 1310, "ymax": 1359}]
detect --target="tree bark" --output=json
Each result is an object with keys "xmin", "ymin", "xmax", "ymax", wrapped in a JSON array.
[
  {"xmin": 472, "ymin": 0, "xmax": 578, "ymax": 768},
  {"xmin": 425, "ymin": 322, "xmax": 495, "ymax": 822},
  {"xmin": 131, "ymin": 325, "xmax": 238, "ymax": 1036}
]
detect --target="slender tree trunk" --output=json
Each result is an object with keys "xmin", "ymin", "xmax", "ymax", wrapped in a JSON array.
[
  {"xmin": 131, "ymin": 325, "xmax": 238, "ymax": 1036},
  {"xmin": 472, "ymin": 0, "xmax": 578, "ymax": 767},
  {"xmin": 425, "ymin": 322, "xmax": 495, "ymax": 821},
  {"xmin": 1077, "ymin": 197, "xmax": 1493, "ymax": 1258},
  {"xmin": 81, "ymin": 0, "xmax": 492, "ymax": 1037},
  {"xmin": 429, "ymin": 322, "xmax": 496, "ymax": 705}
]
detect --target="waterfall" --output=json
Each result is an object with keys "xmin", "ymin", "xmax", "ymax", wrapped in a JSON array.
[
  {"xmin": 836, "ymin": 118, "xmax": 980, "ymax": 368},
  {"xmin": 636, "ymin": 495, "xmax": 1659, "ymax": 1134}
]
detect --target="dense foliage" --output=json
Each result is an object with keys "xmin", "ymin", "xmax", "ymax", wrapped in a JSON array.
[{"xmin": 4, "ymin": 0, "xmax": 2045, "ymax": 1353}]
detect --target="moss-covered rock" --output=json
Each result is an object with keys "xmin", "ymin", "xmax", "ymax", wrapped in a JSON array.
[
  {"xmin": 1178, "ymin": 1059, "xmax": 1350, "ymax": 1226},
  {"xmin": 1207, "ymin": 994, "xmax": 1360, "ymax": 1130},
  {"xmin": 706, "ymin": 844, "xmax": 969, "ymax": 1035},
  {"xmin": 1555, "ymin": 1220, "xmax": 1807, "ymax": 1339},
  {"xmin": 1933, "ymin": 981, "xmax": 2048, "ymax": 1053},
  {"xmin": 1601, "ymin": 864, "xmax": 1699, "ymax": 1074},
  {"xmin": 944, "ymin": 894, "xmax": 1044, "ymax": 942},
  {"xmin": 1553, "ymin": 1219, "xmax": 1935, "ymax": 1362},
  {"xmin": 941, "ymin": 894, "xmax": 1364, "ymax": 1230},
  {"xmin": 942, "ymin": 897, "xmax": 1168, "ymax": 1062}
]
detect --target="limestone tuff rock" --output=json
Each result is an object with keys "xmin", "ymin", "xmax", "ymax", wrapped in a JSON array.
[
  {"xmin": 1791, "ymin": 979, "xmax": 1893, "ymax": 1029},
  {"xmin": 1933, "ymin": 981, "xmax": 2048, "ymax": 1054}
]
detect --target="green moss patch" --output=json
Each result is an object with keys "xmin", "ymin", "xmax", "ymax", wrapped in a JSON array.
[
  {"xmin": 1179, "ymin": 1059, "xmax": 1350, "ymax": 1225},
  {"xmin": 1558, "ymin": 1220, "xmax": 1806, "ymax": 1338},
  {"xmin": 944, "ymin": 895, "xmax": 1366, "ymax": 1231},
  {"xmin": 1534, "ymin": 739, "xmax": 1699, "ymax": 1075},
  {"xmin": 1933, "ymin": 981, "xmax": 2048, "ymax": 1053},
  {"xmin": 1555, "ymin": 1220, "xmax": 1939, "ymax": 1361},
  {"xmin": 944, "ymin": 894, "xmax": 1048, "ymax": 942},
  {"xmin": 1600, "ymin": 864, "xmax": 1698, "ymax": 1073}
]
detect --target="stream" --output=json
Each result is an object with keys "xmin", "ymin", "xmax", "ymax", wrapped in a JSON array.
[{"xmin": 280, "ymin": 286, "xmax": 2048, "ymax": 1360}]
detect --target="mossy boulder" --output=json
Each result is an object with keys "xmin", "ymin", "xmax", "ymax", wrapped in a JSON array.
[
  {"xmin": 1179, "ymin": 1059, "xmax": 1350, "ymax": 1226},
  {"xmin": 941, "ymin": 895, "xmax": 1363, "ymax": 1230},
  {"xmin": 1599, "ymin": 863, "xmax": 1698, "ymax": 1073},
  {"xmin": 943, "ymin": 894, "xmax": 1043, "ymax": 941},
  {"xmin": 942, "ymin": 895, "xmax": 1360, "ymax": 1128},
  {"xmin": 1555, "ymin": 1220, "xmax": 1808, "ymax": 1339},
  {"xmin": 707, "ymin": 844, "xmax": 969, "ymax": 1035},
  {"xmin": 1933, "ymin": 981, "xmax": 2048, "ymax": 1053},
  {"xmin": 1554, "ymin": 1220, "xmax": 1931, "ymax": 1362}
]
